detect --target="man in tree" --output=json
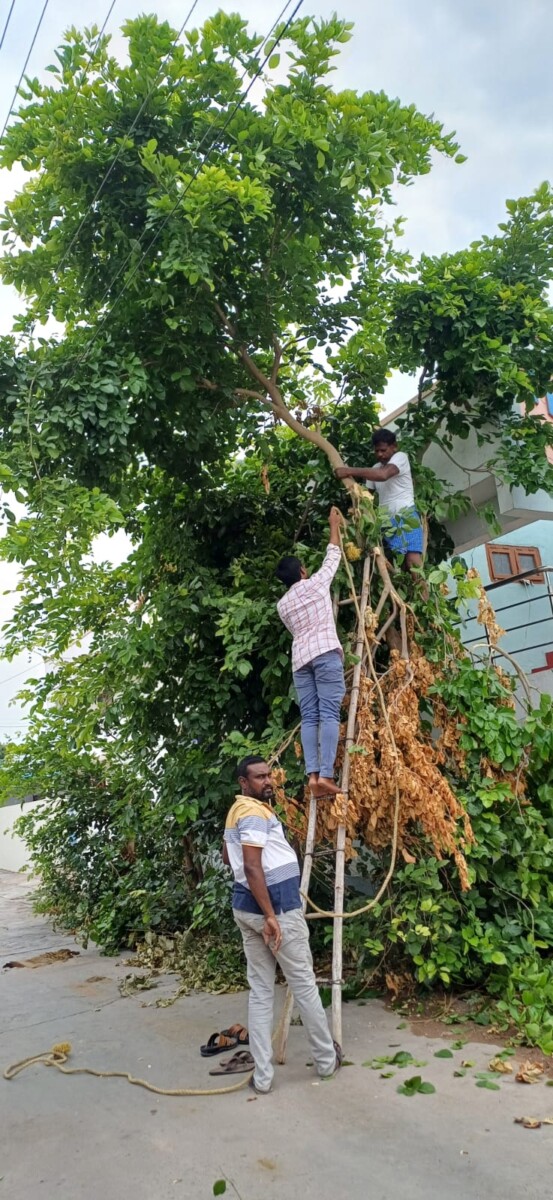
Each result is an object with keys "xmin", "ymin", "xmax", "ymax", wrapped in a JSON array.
[
  {"xmin": 223, "ymin": 756, "xmax": 341, "ymax": 1094},
  {"xmin": 335, "ymin": 429, "xmax": 424, "ymax": 574},
  {"xmin": 276, "ymin": 507, "xmax": 345, "ymax": 799}
]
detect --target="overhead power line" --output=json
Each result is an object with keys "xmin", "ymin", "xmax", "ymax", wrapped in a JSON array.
[
  {"xmin": 52, "ymin": 0, "xmax": 203, "ymax": 282},
  {"xmin": 0, "ymin": 659, "xmax": 48, "ymax": 686},
  {"xmin": 0, "ymin": 0, "xmax": 50, "ymax": 143},
  {"xmin": 0, "ymin": 0, "xmax": 17, "ymax": 52}
]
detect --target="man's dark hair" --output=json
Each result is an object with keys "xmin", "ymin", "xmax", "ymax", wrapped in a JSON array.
[
  {"xmin": 236, "ymin": 754, "xmax": 267, "ymax": 781},
  {"xmin": 372, "ymin": 427, "xmax": 397, "ymax": 447},
  {"xmin": 276, "ymin": 555, "xmax": 303, "ymax": 587}
]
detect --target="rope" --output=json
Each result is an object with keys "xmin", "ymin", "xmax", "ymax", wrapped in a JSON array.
[
  {"xmin": 3, "ymin": 1042, "xmax": 252, "ymax": 1097},
  {"xmin": 302, "ymin": 530, "xmax": 402, "ymax": 921}
]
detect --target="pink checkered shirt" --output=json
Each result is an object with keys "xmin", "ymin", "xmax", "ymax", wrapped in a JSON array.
[{"xmin": 277, "ymin": 544, "xmax": 343, "ymax": 672}]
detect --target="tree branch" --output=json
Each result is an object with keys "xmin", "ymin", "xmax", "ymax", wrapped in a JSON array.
[
  {"xmin": 212, "ymin": 298, "xmax": 354, "ymax": 492},
  {"xmin": 213, "ymin": 300, "xmax": 237, "ymax": 337},
  {"xmin": 198, "ymin": 376, "xmax": 271, "ymax": 406},
  {"xmin": 271, "ymin": 337, "xmax": 282, "ymax": 384},
  {"xmin": 238, "ymin": 344, "xmax": 355, "ymax": 488},
  {"xmin": 234, "ymin": 387, "xmax": 272, "ymax": 404}
]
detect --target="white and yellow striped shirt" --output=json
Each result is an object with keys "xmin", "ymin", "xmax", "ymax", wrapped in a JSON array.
[{"xmin": 224, "ymin": 794, "xmax": 301, "ymax": 915}]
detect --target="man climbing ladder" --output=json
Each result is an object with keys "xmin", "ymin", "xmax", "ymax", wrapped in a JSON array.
[{"xmin": 276, "ymin": 507, "xmax": 345, "ymax": 799}]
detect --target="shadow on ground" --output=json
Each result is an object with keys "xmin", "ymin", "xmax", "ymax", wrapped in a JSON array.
[{"xmin": 1, "ymin": 870, "xmax": 551, "ymax": 1200}]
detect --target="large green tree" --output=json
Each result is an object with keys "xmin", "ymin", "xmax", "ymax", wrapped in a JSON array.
[{"xmin": 2, "ymin": 12, "xmax": 553, "ymax": 1050}]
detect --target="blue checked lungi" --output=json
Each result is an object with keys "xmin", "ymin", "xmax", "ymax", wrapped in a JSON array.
[{"xmin": 383, "ymin": 508, "xmax": 424, "ymax": 555}]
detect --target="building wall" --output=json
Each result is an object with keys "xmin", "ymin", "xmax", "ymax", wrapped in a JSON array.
[
  {"xmin": 0, "ymin": 799, "xmax": 39, "ymax": 872},
  {"xmin": 384, "ymin": 393, "xmax": 553, "ymax": 553},
  {"xmin": 457, "ymin": 520, "xmax": 553, "ymax": 678}
]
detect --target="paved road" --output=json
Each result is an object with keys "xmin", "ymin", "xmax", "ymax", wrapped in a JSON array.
[{"xmin": 1, "ymin": 868, "xmax": 551, "ymax": 1200}]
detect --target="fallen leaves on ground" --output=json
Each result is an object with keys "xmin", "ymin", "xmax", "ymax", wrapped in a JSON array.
[
  {"xmin": 397, "ymin": 1074, "xmax": 436, "ymax": 1097},
  {"xmin": 516, "ymin": 1060, "xmax": 545, "ymax": 1084},
  {"xmin": 126, "ymin": 929, "xmax": 247, "ymax": 999},
  {"xmin": 489, "ymin": 1056, "xmax": 513, "ymax": 1074},
  {"xmin": 118, "ymin": 972, "xmax": 159, "ymax": 997},
  {"xmin": 363, "ymin": 1050, "xmax": 427, "ymax": 1070},
  {"xmin": 514, "ymin": 1116, "xmax": 553, "ymax": 1129},
  {"xmin": 3, "ymin": 948, "xmax": 80, "ymax": 969}
]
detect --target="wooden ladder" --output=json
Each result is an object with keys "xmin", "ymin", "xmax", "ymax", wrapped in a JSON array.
[{"xmin": 275, "ymin": 554, "xmax": 371, "ymax": 1059}]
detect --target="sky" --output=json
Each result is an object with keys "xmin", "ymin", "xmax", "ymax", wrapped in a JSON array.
[{"xmin": 0, "ymin": 0, "xmax": 552, "ymax": 734}]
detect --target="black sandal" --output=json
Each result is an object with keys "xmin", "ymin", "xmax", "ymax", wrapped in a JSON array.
[{"xmin": 200, "ymin": 1024, "xmax": 249, "ymax": 1057}]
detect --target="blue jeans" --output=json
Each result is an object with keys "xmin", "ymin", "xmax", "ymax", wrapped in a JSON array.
[{"xmin": 293, "ymin": 650, "xmax": 345, "ymax": 778}]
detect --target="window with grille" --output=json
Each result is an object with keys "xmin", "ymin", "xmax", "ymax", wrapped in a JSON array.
[{"xmin": 486, "ymin": 544, "xmax": 544, "ymax": 584}]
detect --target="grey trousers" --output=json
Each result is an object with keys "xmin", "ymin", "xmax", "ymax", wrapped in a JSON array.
[{"xmin": 233, "ymin": 907, "xmax": 337, "ymax": 1092}]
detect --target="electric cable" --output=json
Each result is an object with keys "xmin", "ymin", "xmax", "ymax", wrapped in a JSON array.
[
  {"xmin": 0, "ymin": 0, "xmax": 17, "ymax": 52},
  {"xmin": 0, "ymin": 0, "xmax": 50, "ymax": 143},
  {"xmin": 62, "ymin": 0, "xmax": 303, "ymax": 375}
]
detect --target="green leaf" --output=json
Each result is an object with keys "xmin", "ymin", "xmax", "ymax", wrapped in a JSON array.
[
  {"xmin": 213, "ymin": 1183, "xmax": 227, "ymax": 1196},
  {"xmin": 434, "ymin": 1049, "xmax": 454, "ymax": 1059},
  {"xmin": 268, "ymin": 53, "xmax": 280, "ymax": 69},
  {"xmin": 476, "ymin": 1080, "xmax": 500, "ymax": 1090},
  {"xmin": 397, "ymin": 1075, "xmax": 436, "ymax": 1096}
]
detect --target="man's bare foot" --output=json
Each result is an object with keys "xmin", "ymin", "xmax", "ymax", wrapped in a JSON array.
[
  {"xmin": 310, "ymin": 777, "xmax": 340, "ymax": 798},
  {"xmin": 308, "ymin": 773, "xmax": 319, "ymax": 790}
]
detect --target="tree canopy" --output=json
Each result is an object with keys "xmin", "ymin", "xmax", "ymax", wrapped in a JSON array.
[{"xmin": 2, "ymin": 11, "xmax": 553, "ymax": 1053}]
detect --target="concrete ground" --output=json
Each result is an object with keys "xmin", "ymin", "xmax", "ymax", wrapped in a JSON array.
[{"xmin": 1, "ymin": 869, "xmax": 552, "ymax": 1200}]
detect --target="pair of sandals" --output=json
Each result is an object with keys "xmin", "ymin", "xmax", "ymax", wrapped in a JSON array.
[{"xmin": 200, "ymin": 1023, "xmax": 254, "ymax": 1076}]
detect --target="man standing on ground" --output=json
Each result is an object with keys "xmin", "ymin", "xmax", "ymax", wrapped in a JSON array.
[
  {"xmin": 224, "ymin": 755, "xmax": 341, "ymax": 1094},
  {"xmin": 335, "ymin": 428, "xmax": 424, "ymax": 574},
  {"xmin": 276, "ymin": 506, "xmax": 345, "ymax": 800}
]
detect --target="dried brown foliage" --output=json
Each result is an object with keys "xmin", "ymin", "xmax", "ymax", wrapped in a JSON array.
[
  {"xmin": 270, "ymin": 564, "xmax": 521, "ymax": 897},
  {"xmin": 345, "ymin": 650, "xmax": 473, "ymax": 889},
  {"xmin": 276, "ymin": 641, "xmax": 476, "ymax": 892},
  {"xmin": 467, "ymin": 567, "xmax": 506, "ymax": 645}
]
